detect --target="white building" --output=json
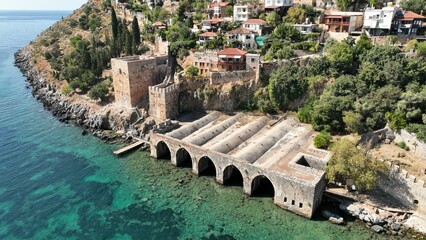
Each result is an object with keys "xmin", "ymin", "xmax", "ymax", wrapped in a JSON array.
[
  {"xmin": 226, "ymin": 28, "xmax": 257, "ymax": 49},
  {"xmin": 363, "ymin": 6, "xmax": 399, "ymax": 36},
  {"xmin": 243, "ymin": 19, "xmax": 267, "ymax": 35},
  {"xmin": 293, "ymin": 23, "xmax": 317, "ymax": 34},
  {"xmin": 234, "ymin": 5, "xmax": 250, "ymax": 21},
  {"xmin": 265, "ymin": 0, "xmax": 293, "ymax": 9}
]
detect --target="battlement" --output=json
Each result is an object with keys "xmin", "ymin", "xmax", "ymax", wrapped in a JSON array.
[
  {"xmin": 148, "ymin": 83, "xmax": 179, "ymax": 95},
  {"xmin": 149, "ymin": 83, "xmax": 180, "ymax": 120},
  {"xmin": 384, "ymin": 160, "xmax": 426, "ymax": 188}
]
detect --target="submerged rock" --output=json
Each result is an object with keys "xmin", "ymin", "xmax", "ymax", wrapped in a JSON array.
[{"xmin": 321, "ymin": 210, "xmax": 345, "ymax": 225}]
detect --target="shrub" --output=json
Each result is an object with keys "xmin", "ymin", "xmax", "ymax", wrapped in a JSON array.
[
  {"xmin": 313, "ymin": 131, "xmax": 332, "ymax": 149},
  {"xmin": 88, "ymin": 82, "xmax": 109, "ymax": 101},
  {"xmin": 185, "ymin": 65, "xmax": 199, "ymax": 78},
  {"xmin": 397, "ymin": 141, "xmax": 410, "ymax": 151},
  {"xmin": 62, "ymin": 85, "xmax": 73, "ymax": 95}
]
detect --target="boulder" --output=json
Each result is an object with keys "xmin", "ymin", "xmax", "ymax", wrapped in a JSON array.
[
  {"xmin": 371, "ymin": 225, "xmax": 384, "ymax": 233},
  {"xmin": 321, "ymin": 210, "xmax": 345, "ymax": 225},
  {"xmin": 391, "ymin": 222, "xmax": 401, "ymax": 231}
]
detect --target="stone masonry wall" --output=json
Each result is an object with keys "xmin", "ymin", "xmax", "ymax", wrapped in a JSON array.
[
  {"xmin": 378, "ymin": 160, "xmax": 426, "ymax": 213},
  {"xmin": 394, "ymin": 129, "xmax": 426, "ymax": 161},
  {"xmin": 209, "ymin": 70, "xmax": 257, "ymax": 85},
  {"xmin": 149, "ymin": 83, "xmax": 180, "ymax": 120},
  {"xmin": 150, "ymin": 133, "xmax": 326, "ymax": 218},
  {"xmin": 111, "ymin": 56, "xmax": 168, "ymax": 108}
]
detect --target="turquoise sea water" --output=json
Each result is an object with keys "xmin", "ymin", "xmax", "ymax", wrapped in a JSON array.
[{"xmin": 0, "ymin": 11, "xmax": 388, "ymax": 239}]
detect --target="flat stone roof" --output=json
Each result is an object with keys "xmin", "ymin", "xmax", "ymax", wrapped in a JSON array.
[{"xmin": 165, "ymin": 112, "xmax": 332, "ymax": 184}]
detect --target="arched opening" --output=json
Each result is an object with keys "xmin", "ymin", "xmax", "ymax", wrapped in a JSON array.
[
  {"xmin": 156, "ymin": 141, "xmax": 171, "ymax": 160},
  {"xmin": 198, "ymin": 156, "xmax": 216, "ymax": 177},
  {"xmin": 176, "ymin": 148, "xmax": 192, "ymax": 168},
  {"xmin": 250, "ymin": 175, "xmax": 275, "ymax": 198},
  {"xmin": 223, "ymin": 165, "xmax": 243, "ymax": 187}
]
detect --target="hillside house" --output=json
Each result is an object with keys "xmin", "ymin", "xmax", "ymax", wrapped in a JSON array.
[
  {"xmin": 391, "ymin": 10, "xmax": 426, "ymax": 36},
  {"xmin": 217, "ymin": 48, "xmax": 248, "ymax": 71},
  {"xmin": 243, "ymin": 19, "xmax": 268, "ymax": 35},
  {"xmin": 264, "ymin": 0, "xmax": 293, "ymax": 12},
  {"xmin": 233, "ymin": 3, "xmax": 259, "ymax": 22},
  {"xmin": 325, "ymin": 12, "xmax": 363, "ymax": 33},
  {"xmin": 226, "ymin": 28, "xmax": 258, "ymax": 49},
  {"xmin": 208, "ymin": 0, "xmax": 231, "ymax": 19},
  {"xmin": 198, "ymin": 32, "xmax": 220, "ymax": 46},
  {"xmin": 202, "ymin": 18, "xmax": 227, "ymax": 32},
  {"xmin": 193, "ymin": 51, "xmax": 219, "ymax": 76},
  {"xmin": 363, "ymin": 6, "xmax": 399, "ymax": 36},
  {"xmin": 293, "ymin": 22, "xmax": 317, "ymax": 34}
]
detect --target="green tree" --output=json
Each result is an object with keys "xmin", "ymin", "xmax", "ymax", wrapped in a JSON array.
[
  {"xmin": 88, "ymin": 82, "xmax": 109, "ymax": 101},
  {"xmin": 325, "ymin": 41, "xmax": 355, "ymax": 74},
  {"xmin": 312, "ymin": 93, "xmax": 353, "ymax": 133},
  {"xmin": 166, "ymin": 24, "xmax": 196, "ymax": 58},
  {"xmin": 314, "ymin": 131, "xmax": 332, "ymax": 149},
  {"xmin": 225, "ymin": 6, "xmax": 233, "ymax": 17},
  {"xmin": 125, "ymin": 28, "xmax": 133, "ymax": 56},
  {"xmin": 272, "ymin": 23, "xmax": 301, "ymax": 42},
  {"xmin": 132, "ymin": 16, "xmax": 141, "ymax": 46},
  {"xmin": 185, "ymin": 65, "xmax": 199, "ymax": 78},
  {"xmin": 268, "ymin": 63, "xmax": 308, "ymax": 109},
  {"xmin": 285, "ymin": 7, "xmax": 306, "ymax": 24},
  {"xmin": 385, "ymin": 112, "xmax": 407, "ymax": 130},
  {"xmin": 111, "ymin": 7, "xmax": 119, "ymax": 39},
  {"xmin": 326, "ymin": 139, "xmax": 389, "ymax": 192},
  {"xmin": 354, "ymin": 34, "xmax": 373, "ymax": 55},
  {"xmin": 266, "ymin": 11, "xmax": 281, "ymax": 27},
  {"xmin": 416, "ymin": 41, "xmax": 426, "ymax": 57},
  {"xmin": 343, "ymin": 111, "xmax": 365, "ymax": 133},
  {"xmin": 400, "ymin": 0, "xmax": 426, "ymax": 14},
  {"xmin": 336, "ymin": 0, "xmax": 350, "ymax": 10},
  {"xmin": 78, "ymin": 15, "xmax": 89, "ymax": 30}
]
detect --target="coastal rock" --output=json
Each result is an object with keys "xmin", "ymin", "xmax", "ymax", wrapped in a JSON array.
[
  {"xmin": 391, "ymin": 222, "xmax": 401, "ymax": 231},
  {"xmin": 14, "ymin": 47, "xmax": 134, "ymax": 140},
  {"xmin": 371, "ymin": 225, "xmax": 384, "ymax": 233},
  {"xmin": 321, "ymin": 210, "xmax": 345, "ymax": 225}
]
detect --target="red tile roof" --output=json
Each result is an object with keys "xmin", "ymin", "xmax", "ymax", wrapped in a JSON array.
[
  {"xmin": 199, "ymin": 32, "xmax": 219, "ymax": 37},
  {"xmin": 227, "ymin": 27, "xmax": 255, "ymax": 34},
  {"xmin": 210, "ymin": 2, "xmax": 230, "ymax": 7},
  {"xmin": 400, "ymin": 11, "xmax": 426, "ymax": 20},
  {"xmin": 218, "ymin": 48, "xmax": 247, "ymax": 56},
  {"xmin": 243, "ymin": 19, "xmax": 267, "ymax": 25},
  {"xmin": 203, "ymin": 18, "xmax": 227, "ymax": 24}
]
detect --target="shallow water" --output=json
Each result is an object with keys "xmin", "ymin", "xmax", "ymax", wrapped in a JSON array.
[{"xmin": 0, "ymin": 10, "xmax": 388, "ymax": 239}]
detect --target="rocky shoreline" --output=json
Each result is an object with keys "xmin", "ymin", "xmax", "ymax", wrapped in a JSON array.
[{"xmin": 14, "ymin": 46, "xmax": 135, "ymax": 143}]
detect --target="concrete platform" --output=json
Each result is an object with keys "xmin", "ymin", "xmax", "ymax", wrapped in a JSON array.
[{"xmin": 150, "ymin": 112, "xmax": 332, "ymax": 218}]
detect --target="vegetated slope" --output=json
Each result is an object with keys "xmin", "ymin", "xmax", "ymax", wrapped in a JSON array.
[{"xmin": 253, "ymin": 36, "xmax": 426, "ymax": 141}]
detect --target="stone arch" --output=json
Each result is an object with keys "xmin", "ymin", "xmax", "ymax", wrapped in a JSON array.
[
  {"xmin": 250, "ymin": 175, "xmax": 275, "ymax": 198},
  {"xmin": 223, "ymin": 165, "xmax": 243, "ymax": 187},
  {"xmin": 176, "ymin": 148, "xmax": 192, "ymax": 168},
  {"xmin": 156, "ymin": 141, "xmax": 171, "ymax": 160},
  {"xmin": 198, "ymin": 156, "xmax": 216, "ymax": 177}
]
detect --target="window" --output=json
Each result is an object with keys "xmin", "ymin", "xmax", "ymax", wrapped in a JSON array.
[
  {"xmin": 251, "ymin": 58, "xmax": 255, "ymax": 63},
  {"xmin": 284, "ymin": 197, "xmax": 287, "ymax": 202},
  {"xmin": 291, "ymin": 200, "xmax": 295, "ymax": 205},
  {"xmin": 299, "ymin": 203, "xmax": 303, "ymax": 208}
]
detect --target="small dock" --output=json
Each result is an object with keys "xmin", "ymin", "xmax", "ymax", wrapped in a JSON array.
[{"xmin": 113, "ymin": 140, "xmax": 149, "ymax": 156}]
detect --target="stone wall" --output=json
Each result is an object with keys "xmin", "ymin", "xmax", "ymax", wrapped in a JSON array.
[
  {"xmin": 209, "ymin": 70, "xmax": 257, "ymax": 85},
  {"xmin": 150, "ymin": 133, "xmax": 326, "ymax": 218},
  {"xmin": 148, "ymin": 83, "xmax": 180, "ymax": 120},
  {"xmin": 111, "ymin": 55, "xmax": 168, "ymax": 108},
  {"xmin": 394, "ymin": 129, "xmax": 426, "ymax": 161},
  {"xmin": 378, "ymin": 160, "xmax": 426, "ymax": 212}
]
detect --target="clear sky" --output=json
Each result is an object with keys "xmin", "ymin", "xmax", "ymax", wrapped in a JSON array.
[{"xmin": 0, "ymin": 0, "xmax": 88, "ymax": 10}]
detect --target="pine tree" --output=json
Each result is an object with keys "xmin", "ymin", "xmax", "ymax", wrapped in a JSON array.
[
  {"xmin": 125, "ymin": 29, "xmax": 133, "ymax": 56},
  {"xmin": 132, "ymin": 16, "xmax": 141, "ymax": 45},
  {"xmin": 111, "ymin": 7, "xmax": 118, "ymax": 40}
]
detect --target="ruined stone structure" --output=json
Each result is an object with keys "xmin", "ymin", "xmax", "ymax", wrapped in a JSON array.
[
  {"xmin": 111, "ymin": 55, "xmax": 168, "ymax": 108},
  {"xmin": 150, "ymin": 112, "xmax": 332, "ymax": 218}
]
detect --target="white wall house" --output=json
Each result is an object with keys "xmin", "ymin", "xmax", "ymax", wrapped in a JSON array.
[
  {"xmin": 226, "ymin": 28, "xmax": 257, "ymax": 49},
  {"xmin": 243, "ymin": 19, "xmax": 267, "ymax": 35},
  {"xmin": 234, "ymin": 5, "xmax": 250, "ymax": 21},
  {"xmin": 265, "ymin": 0, "xmax": 293, "ymax": 8},
  {"xmin": 363, "ymin": 6, "xmax": 399, "ymax": 36}
]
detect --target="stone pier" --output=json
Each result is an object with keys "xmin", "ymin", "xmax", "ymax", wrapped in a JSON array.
[{"xmin": 150, "ymin": 112, "xmax": 332, "ymax": 218}]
